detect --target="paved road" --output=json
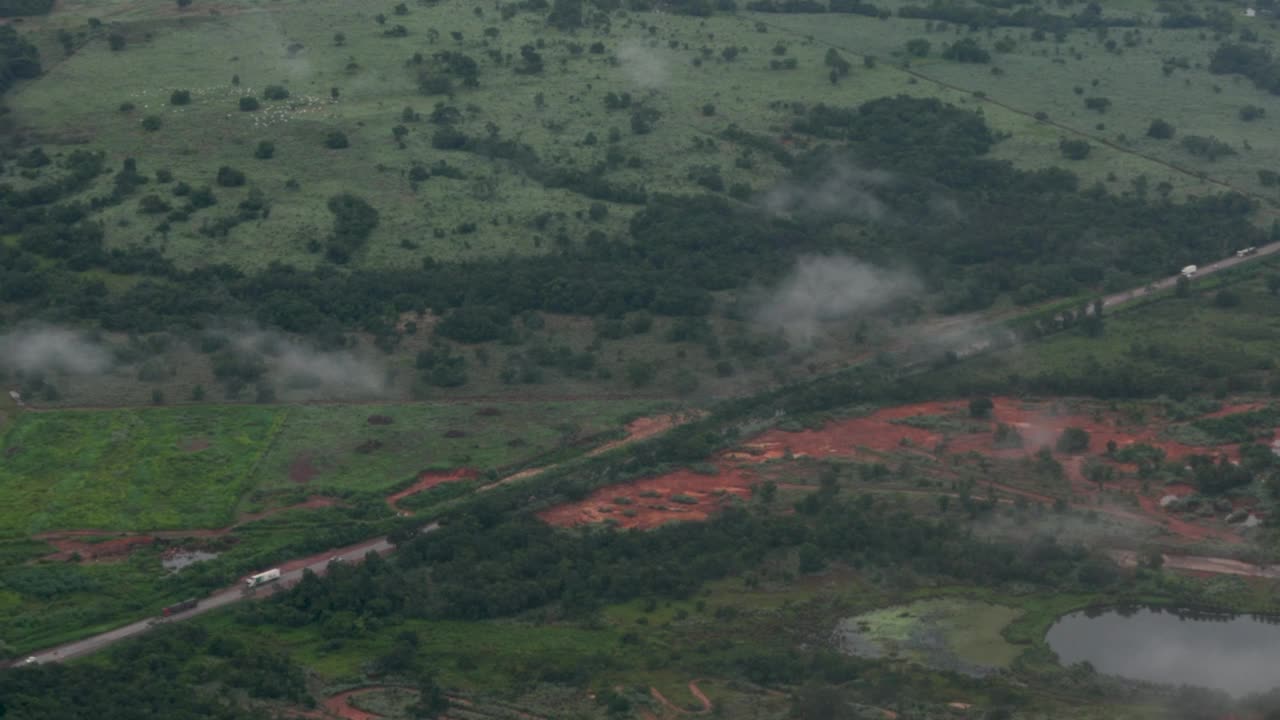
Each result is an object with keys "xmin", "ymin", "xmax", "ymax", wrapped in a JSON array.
[
  {"xmin": 1097, "ymin": 242, "xmax": 1280, "ymax": 311},
  {"xmin": 11, "ymin": 524, "xmax": 437, "ymax": 667}
]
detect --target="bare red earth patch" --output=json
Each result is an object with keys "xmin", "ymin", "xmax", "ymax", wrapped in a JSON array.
[
  {"xmin": 386, "ymin": 468, "xmax": 479, "ymax": 514},
  {"xmin": 539, "ymin": 464, "xmax": 756, "ymax": 530},
  {"xmin": 289, "ymin": 455, "xmax": 319, "ymax": 484},
  {"xmin": 541, "ymin": 397, "xmax": 1255, "ymax": 541}
]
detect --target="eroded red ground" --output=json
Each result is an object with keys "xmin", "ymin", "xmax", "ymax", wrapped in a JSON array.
[
  {"xmin": 541, "ymin": 397, "xmax": 1272, "ymax": 541},
  {"xmin": 386, "ymin": 468, "xmax": 479, "ymax": 515}
]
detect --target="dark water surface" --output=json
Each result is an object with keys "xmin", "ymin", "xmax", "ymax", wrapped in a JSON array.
[{"xmin": 1046, "ymin": 606, "xmax": 1280, "ymax": 697}]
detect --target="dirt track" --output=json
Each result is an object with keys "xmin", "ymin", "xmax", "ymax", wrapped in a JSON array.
[{"xmin": 1108, "ymin": 550, "xmax": 1280, "ymax": 579}]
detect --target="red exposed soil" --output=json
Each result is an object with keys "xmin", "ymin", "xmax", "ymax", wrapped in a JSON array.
[
  {"xmin": 588, "ymin": 413, "xmax": 706, "ymax": 458},
  {"xmin": 289, "ymin": 455, "xmax": 319, "ymax": 484},
  {"xmin": 542, "ymin": 398, "xmax": 1263, "ymax": 541},
  {"xmin": 40, "ymin": 535, "xmax": 156, "ymax": 562},
  {"xmin": 648, "ymin": 680, "xmax": 713, "ymax": 716},
  {"xmin": 323, "ymin": 689, "xmax": 387, "ymax": 720},
  {"xmin": 181, "ymin": 437, "xmax": 210, "ymax": 453},
  {"xmin": 34, "ymin": 496, "xmax": 343, "ymax": 561},
  {"xmin": 386, "ymin": 468, "xmax": 478, "ymax": 515},
  {"xmin": 540, "ymin": 464, "xmax": 757, "ymax": 530}
]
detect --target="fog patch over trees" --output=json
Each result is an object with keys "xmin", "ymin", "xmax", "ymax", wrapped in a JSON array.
[
  {"xmin": 227, "ymin": 329, "xmax": 389, "ymax": 398},
  {"xmin": 0, "ymin": 325, "xmax": 113, "ymax": 375},
  {"xmin": 754, "ymin": 255, "xmax": 920, "ymax": 346},
  {"xmin": 761, "ymin": 161, "xmax": 897, "ymax": 223},
  {"xmin": 617, "ymin": 41, "xmax": 670, "ymax": 91}
]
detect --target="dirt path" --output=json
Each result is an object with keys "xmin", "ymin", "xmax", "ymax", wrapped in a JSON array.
[
  {"xmin": 385, "ymin": 468, "xmax": 478, "ymax": 515},
  {"xmin": 649, "ymin": 681, "xmax": 712, "ymax": 716},
  {"xmin": 479, "ymin": 412, "xmax": 704, "ymax": 493},
  {"xmin": 1108, "ymin": 550, "xmax": 1280, "ymax": 579}
]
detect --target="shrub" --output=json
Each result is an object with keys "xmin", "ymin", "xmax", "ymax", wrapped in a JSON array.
[
  {"xmin": 1058, "ymin": 139, "xmax": 1091, "ymax": 160},
  {"xmin": 263, "ymin": 84, "xmax": 290, "ymax": 100},
  {"xmin": 942, "ymin": 38, "xmax": 990, "ymax": 63},
  {"xmin": 108, "ymin": 33, "xmax": 125, "ymax": 51},
  {"xmin": 239, "ymin": 96, "xmax": 260, "ymax": 112},
  {"xmin": 215, "ymin": 166, "xmax": 246, "ymax": 187},
  {"xmin": 1083, "ymin": 96, "xmax": 1111, "ymax": 113},
  {"xmin": 254, "ymin": 140, "xmax": 275, "ymax": 159},
  {"xmin": 324, "ymin": 131, "xmax": 350, "ymax": 149},
  {"xmin": 905, "ymin": 38, "xmax": 930, "ymax": 57},
  {"xmin": 1147, "ymin": 118, "xmax": 1175, "ymax": 139},
  {"xmin": 1240, "ymin": 105, "xmax": 1266, "ymax": 122},
  {"xmin": 1055, "ymin": 427, "xmax": 1091, "ymax": 454},
  {"xmin": 169, "ymin": 89, "xmax": 191, "ymax": 105},
  {"xmin": 141, "ymin": 115, "xmax": 162, "ymax": 131}
]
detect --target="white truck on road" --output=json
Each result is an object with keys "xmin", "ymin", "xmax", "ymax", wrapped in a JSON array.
[
  {"xmin": 244, "ymin": 568, "xmax": 282, "ymax": 589},
  {"xmin": 1181, "ymin": 264, "xmax": 1198, "ymax": 278}
]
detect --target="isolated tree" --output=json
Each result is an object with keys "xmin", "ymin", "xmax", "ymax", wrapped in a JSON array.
[
  {"xmin": 1240, "ymin": 104, "xmax": 1266, "ymax": 122},
  {"xmin": 1147, "ymin": 118, "xmax": 1175, "ymax": 139},
  {"xmin": 108, "ymin": 33, "xmax": 126, "ymax": 51},
  {"xmin": 333, "ymin": 31, "xmax": 345, "ymax": 46},
  {"xmin": 1176, "ymin": 275, "xmax": 1191, "ymax": 298},
  {"xmin": 141, "ymin": 115, "xmax": 162, "ymax": 131},
  {"xmin": 942, "ymin": 38, "xmax": 990, "ymax": 63},
  {"xmin": 239, "ymin": 96, "xmax": 260, "ymax": 111},
  {"xmin": 176, "ymin": 0, "xmax": 193, "ymax": 7},
  {"xmin": 324, "ymin": 131, "xmax": 350, "ymax": 149},
  {"xmin": 262, "ymin": 84, "xmax": 290, "ymax": 100},
  {"xmin": 169, "ymin": 89, "xmax": 191, "ymax": 106},
  {"xmin": 1056, "ymin": 427, "xmax": 1091, "ymax": 454},
  {"xmin": 1059, "ymin": 138, "xmax": 1091, "ymax": 160},
  {"xmin": 1083, "ymin": 96, "xmax": 1111, "ymax": 113},
  {"xmin": 547, "ymin": 0, "xmax": 583, "ymax": 30},
  {"xmin": 215, "ymin": 166, "xmax": 246, "ymax": 187},
  {"xmin": 968, "ymin": 397, "xmax": 994, "ymax": 419},
  {"xmin": 906, "ymin": 38, "xmax": 931, "ymax": 57},
  {"xmin": 254, "ymin": 140, "xmax": 275, "ymax": 159}
]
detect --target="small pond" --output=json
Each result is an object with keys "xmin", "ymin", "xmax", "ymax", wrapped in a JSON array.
[{"xmin": 1046, "ymin": 606, "xmax": 1280, "ymax": 697}]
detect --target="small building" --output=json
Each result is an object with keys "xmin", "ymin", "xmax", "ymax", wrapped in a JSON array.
[{"xmin": 1245, "ymin": 8, "xmax": 1257, "ymax": 17}]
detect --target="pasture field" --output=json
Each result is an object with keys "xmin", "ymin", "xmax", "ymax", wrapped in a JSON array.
[
  {"xmin": 8, "ymin": 0, "xmax": 1279, "ymax": 276},
  {"xmin": 0, "ymin": 398, "xmax": 661, "ymax": 533},
  {"xmin": 250, "ymin": 398, "xmax": 667, "ymax": 494},
  {"xmin": 766, "ymin": 2, "xmax": 1280, "ymax": 204},
  {"xmin": 0, "ymin": 405, "xmax": 283, "ymax": 533}
]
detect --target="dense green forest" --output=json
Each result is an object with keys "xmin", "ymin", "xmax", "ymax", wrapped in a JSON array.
[{"xmin": 0, "ymin": 623, "xmax": 304, "ymax": 719}]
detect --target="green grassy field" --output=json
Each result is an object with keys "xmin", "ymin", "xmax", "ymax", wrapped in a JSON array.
[
  {"xmin": 9, "ymin": 0, "xmax": 1276, "ymax": 277},
  {"xmin": 0, "ymin": 405, "xmax": 284, "ymax": 533},
  {"xmin": 0, "ymin": 399, "xmax": 659, "ymax": 533},
  {"xmin": 250, "ymin": 398, "xmax": 664, "ymax": 494}
]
